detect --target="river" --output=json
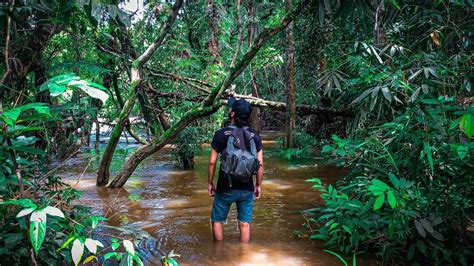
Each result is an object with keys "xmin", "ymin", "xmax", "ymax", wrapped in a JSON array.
[{"xmin": 57, "ymin": 132, "xmax": 357, "ymax": 265}]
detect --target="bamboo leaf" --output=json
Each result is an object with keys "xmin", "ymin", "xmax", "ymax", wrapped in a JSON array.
[
  {"xmin": 324, "ymin": 250, "xmax": 348, "ymax": 266},
  {"xmin": 423, "ymin": 141, "xmax": 434, "ymax": 174},
  {"xmin": 410, "ymin": 87, "xmax": 422, "ymax": 102},
  {"xmin": 408, "ymin": 69, "xmax": 422, "ymax": 81},
  {"xmin": 381, "ymin": 87, "xmax": 392, "ymax": 102}
]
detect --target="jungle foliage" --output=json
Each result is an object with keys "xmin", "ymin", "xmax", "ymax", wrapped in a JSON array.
[
  {"xmin": 300, "ymin": 0, "xmax": 473, "ymax": 265},
  {"xmin": 0, "ymin": 0, "xmax": 472, "ymax": 265}
]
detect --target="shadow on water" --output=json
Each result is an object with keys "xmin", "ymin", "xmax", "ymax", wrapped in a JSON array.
[{"xmin": 56, "ymin": 132, "xmax": 370, "ymax": 265}]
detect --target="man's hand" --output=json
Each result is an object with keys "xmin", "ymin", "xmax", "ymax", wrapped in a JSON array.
[
  {"xmin": 254, "ymin": 185, "xmax": 261, "ymax": 199},
  {"xmin": 208, "ymin": 183, "xmax": 216, "ymax": 197}
]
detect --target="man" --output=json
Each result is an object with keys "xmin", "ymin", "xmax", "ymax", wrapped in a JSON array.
[{"xmin": 208, "ymin": 97, "xmax": 264, "ymax": 243}]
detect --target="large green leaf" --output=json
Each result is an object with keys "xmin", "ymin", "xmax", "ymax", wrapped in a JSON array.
[
  {"xmin": 387, "ymin": 190, "xmax": 397, "ymax": 209},
  {"xmin": 0, "ymin": 103, "xmax": 50, "ymax": 126},
  {"xmin": 67, "ymin": 80, "xmax": 109, "ymax": 104},
  {"xmin": 29, "ymin": 209, "xmax": 47, "ymax": 255},
  {"xmin": 374, "ymin": 194, "xmax": 385, "ymax": 210},
  {"xmin": 460, "ymin": 114, "xmax": 473, "ymax": 138},
  {"xmin": 372, "ymin": 179, "xmax": 390, "ymax": 190},
  {"xmin": 0, "ymin": 199, "xmax": 37, "ymax": 208}
]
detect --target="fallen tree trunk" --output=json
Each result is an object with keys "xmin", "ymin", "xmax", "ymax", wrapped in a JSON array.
[
  {"xmin": 108, "ymin": 0, "xmax": 309, "ymax": 188},
  {"xmin": 146, "ymin": 91, "xmax": 354, "ymax": 117}
]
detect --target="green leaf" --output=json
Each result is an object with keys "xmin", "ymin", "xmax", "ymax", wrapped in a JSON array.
[
  {"xmin": 29, "ymin": 210, "xmax": 47, "ymax": 255},
  {"xmin": 104, "ymin": 252, "xmax": 118, "ymax": 261},
  {"xmin": 0, "ymin": 199, "xmax": 37, "ymax": 208},
  {"xmin": 381, "ymin": 87, "xmax": 392, "ymax": 102},
  {"xmin": 321, "ymin": 145, "xmax": 335, "ymax": 153},
  {"xmin": 342, "ymin": 225, "xmax": 352, "ymax": 234},
  {"xmin": 388, "ymin": 172, "xmax": 399, "ymax": 187},
  {"xmin": 310, "ymin": 234, "xmax": 327, "ymax": 240},
  {"xmin": 1, "ymin": 108, "xmax": 21, "ymax": 126},
  {"xmin": 9, "ymin": 145, "xmax": 46, "ymax": 155},
  {"xmin": 390, "ymin": 0, "xmax": 401, "ymax": 9},
  {"xmin": 399, "ymin": 80, "xmax": 414, "ymax": 92},
  {"xmin": 423, "ymin": 141, "xmax": 434, "ymax": 174},
  {"xmin": 133, "ymin": 254, "xmax": 144, "ymax": 266},
  {"xmin": 387, "ymin": 190, "xmax": 397, "ymax": 209},
  {"xmin": 47, "ymin": 83, "xmax": 68, "ymax": 96},
  {"xmin": 352, "ymin": 88, "xmax": 373, "ymax": 104},
  {"xmin": 460, "ymin": 114, "xmax": 474, "ymax": 138},
  {"xmin": 457, "ymin": 145, "xmax": 468, "ymax": 159},
  {"xmin": 432, "ymin": 231, "xmax": 444, "ymax": 241},
  {"xmin": 414, "ymin": 220, "xmax": 426, "ymax": 237},
  {"xmin": 324, "ymin": 250, "xmax": 348, "ymax": 266},
  {"xmin": 57, "ymin": 236, "xmax": 75, "ymax": 252},
  {"xmin": 410, "ymin": 87, "xmax": 421, "ymax": 103},
  {"xmin": 372, "ymin": 179, "xmax": 390, "ymax": 190},
  {"xmin": 111, "ymin": 241, "xmax": 120, "ymax": 251},
  {"xmin": 420, "ymin": 219, "xmax": 433, "ymax": 234},
  {"xmin": 374, "ymin": 194, "xmax": 385, "ymax": 210}
]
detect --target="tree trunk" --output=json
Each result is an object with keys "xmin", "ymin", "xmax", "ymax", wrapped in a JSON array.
[
  {"xmin": 284, "ymin": 0, "xmax": 297, "ymax": 148},
  {"xmin": 374, "ymin": 0, "xmax": 386, "ymax": 47},
  {"xmin": 95, "ymin": 119, "xmax": 100, "ymax": 153},
  {"xmin": 247, "ymin": 0, "xmax": 261, "ymax": 133},
  {"xmin": 206, "ymin": 0, "xmax": 221, "ymax": 64}
]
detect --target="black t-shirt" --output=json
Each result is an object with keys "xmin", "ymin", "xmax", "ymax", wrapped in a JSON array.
[{"xmin": 211, "ymin": 126, "xmax": 263, "ymax": 193}]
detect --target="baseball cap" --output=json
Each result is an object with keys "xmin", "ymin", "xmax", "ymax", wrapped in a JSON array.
[{"xmin": 227, "ymin": 97, "xmax": 252, "ymax": 118}]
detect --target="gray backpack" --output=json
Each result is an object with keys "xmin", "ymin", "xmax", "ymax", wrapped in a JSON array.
[{"xmin": 220, "ymin": 125, "xmax": 259, "ymax": 187}]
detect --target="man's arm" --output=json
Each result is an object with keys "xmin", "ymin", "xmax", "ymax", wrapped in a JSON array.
[
  {"xmin": 254, "ymin": 150, "xmax": 264, "ymax": 199},
  {"xmin": 208, "ymin": 148, "xmax": 218, "ymax": 197}
]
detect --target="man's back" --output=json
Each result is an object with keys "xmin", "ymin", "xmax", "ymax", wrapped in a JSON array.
[{"xmin": 211, "ymin": 126, "xmax": 263, "ymax": 193}]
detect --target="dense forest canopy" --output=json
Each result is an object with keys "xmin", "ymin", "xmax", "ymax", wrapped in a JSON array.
[{"xmin": 0, "ymin": 0, "xmax": 473, "ymax": 265}]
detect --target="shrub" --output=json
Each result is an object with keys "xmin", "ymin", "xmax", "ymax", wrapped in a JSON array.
[{"xmin": 304, "ymin": 98, "xmax": 474, "ymax": 264}]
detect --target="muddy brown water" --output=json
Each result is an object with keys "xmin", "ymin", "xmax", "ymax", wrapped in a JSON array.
[{"xmin": 56, "ymin": 132, "xmax": 359, "ymax": 265}]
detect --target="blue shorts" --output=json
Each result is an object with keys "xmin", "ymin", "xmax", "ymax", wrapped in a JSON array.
[{"xmin": 211, "ymin": 190, "xmax": 254, "ymax": 223}]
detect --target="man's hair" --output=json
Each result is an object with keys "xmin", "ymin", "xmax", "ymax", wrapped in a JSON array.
[{"xmin": 234, "ymin": 115, "xmax": 250, "ymax": 127}]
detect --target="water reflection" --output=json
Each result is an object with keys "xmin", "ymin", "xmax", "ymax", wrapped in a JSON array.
[{"xmin": 57, "ymin": 133, "xmax": 353, "ymax": 265}]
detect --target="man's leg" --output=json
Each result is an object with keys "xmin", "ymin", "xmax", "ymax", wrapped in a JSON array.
[
  {"xmin": 211, "ymin": 192, "xmax": 232, "ymax": 241},
  {"xmin": 212, "ymin": 222, "xmax": 224, "ymax": 241},
  {"xmin": 238, "ymin": 222, "xmax": 251, "ymax": 243},
  {"xmin": 236, "ymin": 191, "xmax": 254, "ymax": 243}
]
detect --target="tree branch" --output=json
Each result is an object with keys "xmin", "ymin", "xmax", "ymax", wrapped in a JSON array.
[{"xmin": 135, "ymin": 0, "xmax": 184, "ymax": 67}]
